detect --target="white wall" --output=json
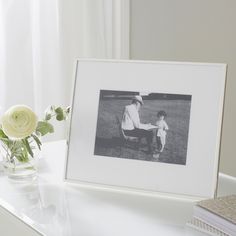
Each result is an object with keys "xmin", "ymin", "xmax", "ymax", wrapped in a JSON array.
[{"xmin": 130, "ymin": 0, "xmax": 236, "ymax": 177}]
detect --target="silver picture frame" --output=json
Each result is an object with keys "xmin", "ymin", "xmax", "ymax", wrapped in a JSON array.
[{"xmin": 65, "ymin": 59, "xmax": 227, "ymax": 199}]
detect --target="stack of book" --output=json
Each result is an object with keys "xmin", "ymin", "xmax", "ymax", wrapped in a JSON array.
[{"xmin": 187, "ymin": 195, "xmax": 236, "ymax": 236}]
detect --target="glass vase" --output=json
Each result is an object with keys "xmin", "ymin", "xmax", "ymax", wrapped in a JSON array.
[{"xmin": 0, "ymin": 137, "xmax": 39, "ymax": 181}]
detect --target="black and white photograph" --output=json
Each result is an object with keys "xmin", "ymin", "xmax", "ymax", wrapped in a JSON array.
[{"xmin": 94, "ymin": 90, "xmax": 192, "ymax": 165}]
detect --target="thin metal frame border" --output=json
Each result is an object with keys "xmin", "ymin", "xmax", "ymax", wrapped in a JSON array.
[{"xmin": 64, "ymin": 58, "xmax": 227, "ymax": 200}]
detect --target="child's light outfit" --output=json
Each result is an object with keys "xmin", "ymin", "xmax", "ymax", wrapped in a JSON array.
[{"xmin": 156, "ymin": 120, "xmax": 169, "ymax": 152}]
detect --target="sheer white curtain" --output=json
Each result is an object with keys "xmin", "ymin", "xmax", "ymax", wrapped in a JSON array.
[{"xmin": 0, "ymin": 0, "xmax": 129, "ymax": 139}]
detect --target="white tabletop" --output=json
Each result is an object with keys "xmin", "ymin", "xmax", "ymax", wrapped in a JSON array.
[{"xmin": 0, "ymin": 140, "xmax": 235, "ymax": 236}]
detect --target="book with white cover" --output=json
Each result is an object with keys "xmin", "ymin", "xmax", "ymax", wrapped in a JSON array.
[
  {"xmin": 189, "ymin": 195, "xmax": 236, "ymax": 236},
  {"xmin": 187, "ymin": 217, "xmax": 230, "ymax": 236}
]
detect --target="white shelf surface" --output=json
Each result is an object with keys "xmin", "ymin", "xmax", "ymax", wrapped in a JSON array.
[{"xmin": 0, "ymin": 140, "xmax": 235, "ymax": 236}]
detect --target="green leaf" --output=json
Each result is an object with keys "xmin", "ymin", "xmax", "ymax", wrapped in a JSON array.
[
  {"xmin": 8, "ymin": 140, "xmax": 27, "ymax": 162},
  {"xmin": 55, "ymin": 107, "xmax": 64, "ymax": 121},
  {"xmin": 56, "ymin": 114, "xmax": 64, "ymax": 121},
  {"xmin": 45, "ymin": 113, "xmax": 51, "ymax": 121},
  {"xmin": 23, "ymin": 138, "xmax": 34, "ymax": 157},
  {"xmin": 44, "ymin": 105, "xmax": 56, "ymax": 121},
  {"xmin": 17, "ymin": 144, "xmax": 29, "ymax": 162},
  {"xmin": 36, "ymin": 121, "xmax": 54, "ymax": 136},
  {"xmin": 0, "ymin": 129, "xmax": 8, "ymax": 139},
  {"xmin": 31, "ymin": 134, "xmax": 42, "ymax": 150},
  {"xmin": 55, "ymin": 107, "xmax": 63, "ymax": 114},
  {"xmin": 17, "ymin": 152, "xmax": 29, "ymax": 163}
]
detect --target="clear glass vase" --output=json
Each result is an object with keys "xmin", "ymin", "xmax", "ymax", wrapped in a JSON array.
[{"xmin": 0, "ymin": 137, "xmax": 39, "ymax": 181}]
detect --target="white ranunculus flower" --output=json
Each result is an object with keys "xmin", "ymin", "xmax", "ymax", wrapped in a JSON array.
[{"xmin": 1, "ymin": 105, "xmax": 38, "ymax": 139}]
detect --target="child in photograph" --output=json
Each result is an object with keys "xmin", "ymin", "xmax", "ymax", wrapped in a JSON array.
[{"xmin": 155, "ymin": 110, "xmax": 169, "ymax": 154}]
